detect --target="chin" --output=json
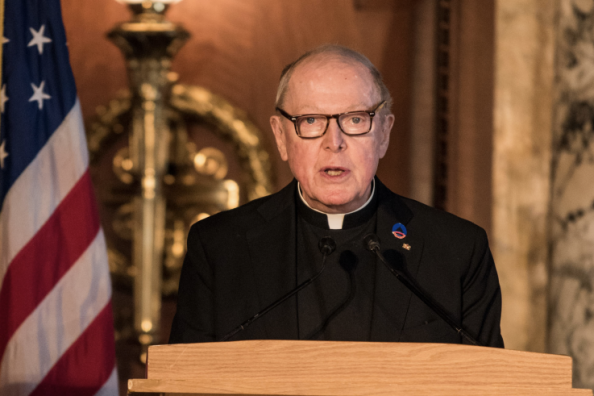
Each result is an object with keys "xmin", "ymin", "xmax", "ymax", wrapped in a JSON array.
[{"xmin": 317, "ymin": 193, "xmax": 357, "ymax": 210}]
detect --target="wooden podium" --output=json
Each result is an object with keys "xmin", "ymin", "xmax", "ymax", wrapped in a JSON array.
[{"xmin": 128, "ymin": 340, "xmax": 592, "ymax": 395}]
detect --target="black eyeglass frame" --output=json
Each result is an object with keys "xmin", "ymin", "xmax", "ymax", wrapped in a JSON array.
[{"xmin": 276, "ymin": 100, "xmax": 387, "ymax": 139}]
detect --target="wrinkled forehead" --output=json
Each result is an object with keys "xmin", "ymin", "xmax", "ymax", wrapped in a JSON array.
[{"xmin": 285, "ymin": 55, "xmax": 381, "ymax": 109}]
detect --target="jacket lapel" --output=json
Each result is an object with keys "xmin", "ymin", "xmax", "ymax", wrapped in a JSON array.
[
  {"xmin": 246, "ymin": 180, "xmax": 299, "ymax": 339},
  {"xmin": 370, "ymin": 179, "xmax": 425, "ymax": 341},
  {"xmin": 245, "ymin": 178, "xmax": 427, "ymax": 341}
]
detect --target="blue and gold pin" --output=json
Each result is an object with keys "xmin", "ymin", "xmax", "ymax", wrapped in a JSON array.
[{"xmin": 392, "ymin": 222, "xmax": 407, "ymax": 239}]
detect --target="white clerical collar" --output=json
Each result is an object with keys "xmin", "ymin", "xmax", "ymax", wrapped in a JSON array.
[{"xmin": 297, "ymin": 179, "xmax": 376, "ymax": 230}]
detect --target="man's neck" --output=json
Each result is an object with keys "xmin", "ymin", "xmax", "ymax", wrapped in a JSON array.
[{"xmin": 297, "ymin": 179, "xmax": 375, "ymax": 229}]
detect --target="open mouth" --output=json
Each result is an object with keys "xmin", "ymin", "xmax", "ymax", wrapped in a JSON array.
[{"xmin": 324, "ymin": 168, "xmax": 346, "ymax": 176}]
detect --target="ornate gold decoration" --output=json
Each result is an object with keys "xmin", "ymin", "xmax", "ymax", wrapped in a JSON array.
[
  {"xmin": 87, "ymin": 2, "xmax": 273, "ymax": 359},
  {"xmin": 170, "ymin": 84, "xmax": 273, "ymax": 201}
]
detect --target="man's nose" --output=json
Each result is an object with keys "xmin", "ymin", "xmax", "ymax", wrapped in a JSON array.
[{"xmin": 323, "ymin": 118, "xmax": 345, "ymax": 152}]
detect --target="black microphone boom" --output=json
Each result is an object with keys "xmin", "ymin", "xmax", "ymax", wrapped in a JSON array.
[
  {"xmin": 363, "ymin": 234, "xmax": 481, "ymax": 346},
  {"xmin": 221, "ymin": 236, "xmax": 337, "ymax": 341}
]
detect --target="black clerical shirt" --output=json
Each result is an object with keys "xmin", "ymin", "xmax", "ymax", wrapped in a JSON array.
[
  {"xmin": 169, "ymin": 177, "xmax": 504, "ymax": 347},
  {"xmin": 295, "ymin": 185, "xmax": 379, "ymax": 341}
]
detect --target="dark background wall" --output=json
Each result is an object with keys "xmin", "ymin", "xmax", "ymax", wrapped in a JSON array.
[{"xmin": 61, "ymin": 0, "xmax": 416, "ymax": 198}]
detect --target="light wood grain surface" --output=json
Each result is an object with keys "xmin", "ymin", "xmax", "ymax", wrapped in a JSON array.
[
  {"xmin": 127, "ymin": 340, "xmax": 592, "ymax": 395},
  {"xmin": 129, "ymin": 379, "xmax": 593, "ymax": 395}
]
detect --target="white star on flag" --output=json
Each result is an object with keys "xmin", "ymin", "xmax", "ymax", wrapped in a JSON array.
[
  {"xmin": 2, "ymin": 36, "xmax": 8, "ymax": 45},
  {"xmin": 0, "ymin": 139, "xmax": 8, "ymax": 169},
  {"xmin": 28, "ymin": 25, "xmax": 52, "ymax": 55},
  {"xmin": 1, "ymin": 0, "xmax": 118, "ymax": 393},
  {"xmin": 29, "ymin": 81, "xmax": 51, "ymax": 110},
  {"xmin": 1, "ymin": 84, "xmax": 8, "ymax": 113}
]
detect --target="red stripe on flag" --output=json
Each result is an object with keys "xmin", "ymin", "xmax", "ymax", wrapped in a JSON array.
[
  {"xmin": 29, "ymin": 302, "xmax": 116, "ymax": 396},
  {"xmin": 0, "ymin": 171, "xmax": 100, "ymax": 361}
]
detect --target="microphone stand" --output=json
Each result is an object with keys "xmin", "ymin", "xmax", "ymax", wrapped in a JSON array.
[
  {"xmin": 364, "ymin": 234, "xmax": 481, "ymax": 346},
  {"xmin": 221, "ymin": 237, "xmax": 337, "ymax": 341}
]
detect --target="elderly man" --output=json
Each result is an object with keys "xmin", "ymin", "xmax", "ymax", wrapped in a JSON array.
[{"xmin": 169, "ymin": 45, "xmax": 504, "ymax": 347}]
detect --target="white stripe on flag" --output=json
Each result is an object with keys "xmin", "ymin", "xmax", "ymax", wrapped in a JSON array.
[
  {"xmin": 0, "ymin": 230, "xmax": 111, "ymax": 396},
  {"xmin": 94, "ymin": 367, "xmax": 118, "ymax": 396},
  {"xmin": 0, "ymin": 100, "xmax": 88, "ymax": 286}
]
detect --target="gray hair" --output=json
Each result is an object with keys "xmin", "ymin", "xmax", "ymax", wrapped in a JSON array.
[{"xmin": 274, "ymin": 45, "xmax": 393, "ymax": 112}]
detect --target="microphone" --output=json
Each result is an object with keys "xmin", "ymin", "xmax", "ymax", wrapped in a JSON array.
[
  {"xmin": 318, "ymin": 237, "xmax": 337, "ymax": 255},
  {"xmin": 363, "ymin": 234, "xmax": 481, "ymax": 346},
  {"xmin": 220, "ymin": 236, "xmax": 337, "ymax": 341}
]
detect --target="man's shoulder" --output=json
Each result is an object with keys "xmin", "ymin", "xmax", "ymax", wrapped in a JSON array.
[
  {"xmin": 377, "ymin": 180, "xmax": 487, "ymax": 244},
  {"xmin": 189, "ymin": 180, "xmax": 295, "ymax": 234},
  {"xmin": 191, "ymin": 194, "xmax": 270, "ymax": 233},
  {"xmin": 381, "ymin": 185, "xmax": 492, "ymax": 274},
  {"xmin": 400, "ymin": 195, "xmax": 485, "ymax": 235}
]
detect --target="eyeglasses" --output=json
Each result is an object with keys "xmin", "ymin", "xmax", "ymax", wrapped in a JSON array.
[{"xmin": 276, "ymin": 101, "xmax": 386, "ymax": 139}]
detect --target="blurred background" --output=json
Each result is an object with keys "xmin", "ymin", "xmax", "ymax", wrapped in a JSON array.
[{"xmin": 58, "ymin": 0, "xmax": 594, "ymax": 392}]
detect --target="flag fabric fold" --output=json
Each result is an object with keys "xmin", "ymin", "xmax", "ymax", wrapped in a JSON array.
[{"xmin": 0, "ymin": 0, "xmax": 118, "ymax": 395}]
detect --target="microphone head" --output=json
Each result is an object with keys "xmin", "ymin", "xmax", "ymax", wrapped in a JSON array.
[
  {"xmin": 318, "ymin": 237, "xmax": 336, "ymax": 255},
  {"xmin": 363, "ymin": 234, "xmax": 381, "ymax": 252}
]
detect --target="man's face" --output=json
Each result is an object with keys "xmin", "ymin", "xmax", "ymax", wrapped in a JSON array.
[{"xmin": 270, "ymin": 57, "xmax": 394, "ymax": 213}]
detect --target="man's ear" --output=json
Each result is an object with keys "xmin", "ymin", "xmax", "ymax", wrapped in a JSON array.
[
  {"xmin": 378, "ymin": 113, "xmax": 394, "ymax": 159},
  {"xmin": 270, "ymin": 115, "xmax": 289, "ymax": 161}
]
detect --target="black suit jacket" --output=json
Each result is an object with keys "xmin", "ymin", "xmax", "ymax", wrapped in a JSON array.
[{"xmin": 169, "ymin": 178, "xmax": 504, "ymax": 347}]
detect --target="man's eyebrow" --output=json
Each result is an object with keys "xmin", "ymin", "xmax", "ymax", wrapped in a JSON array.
[{"xmin": 296, "ymin": 103, "xmax": 374, "ymax": 114}]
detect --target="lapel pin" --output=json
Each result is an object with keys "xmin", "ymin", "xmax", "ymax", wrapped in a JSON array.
[
  {"xmin": 392, "ymin": 222, "xmax": 407, "ymax": 239},
  {"xmin": 402, "ymin": 243, "xmax": 411, "ymax": 251}
]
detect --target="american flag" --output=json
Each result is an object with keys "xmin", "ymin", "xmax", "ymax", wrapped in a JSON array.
[{"xmin": 0, "ymin": 0, "xmax": 118, "ymax": 395}]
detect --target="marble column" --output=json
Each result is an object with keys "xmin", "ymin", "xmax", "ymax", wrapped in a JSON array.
[
  {"xmin": 408, "ymin": 0, "xmax": 436, "ymax": 206},
  {"xmin": 549, "ymin": 0, "xmax": 594, "ymax": 388},
  {"xmin": 493, "ymin": 0, "xmax": 556, "ymax": 351}
]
